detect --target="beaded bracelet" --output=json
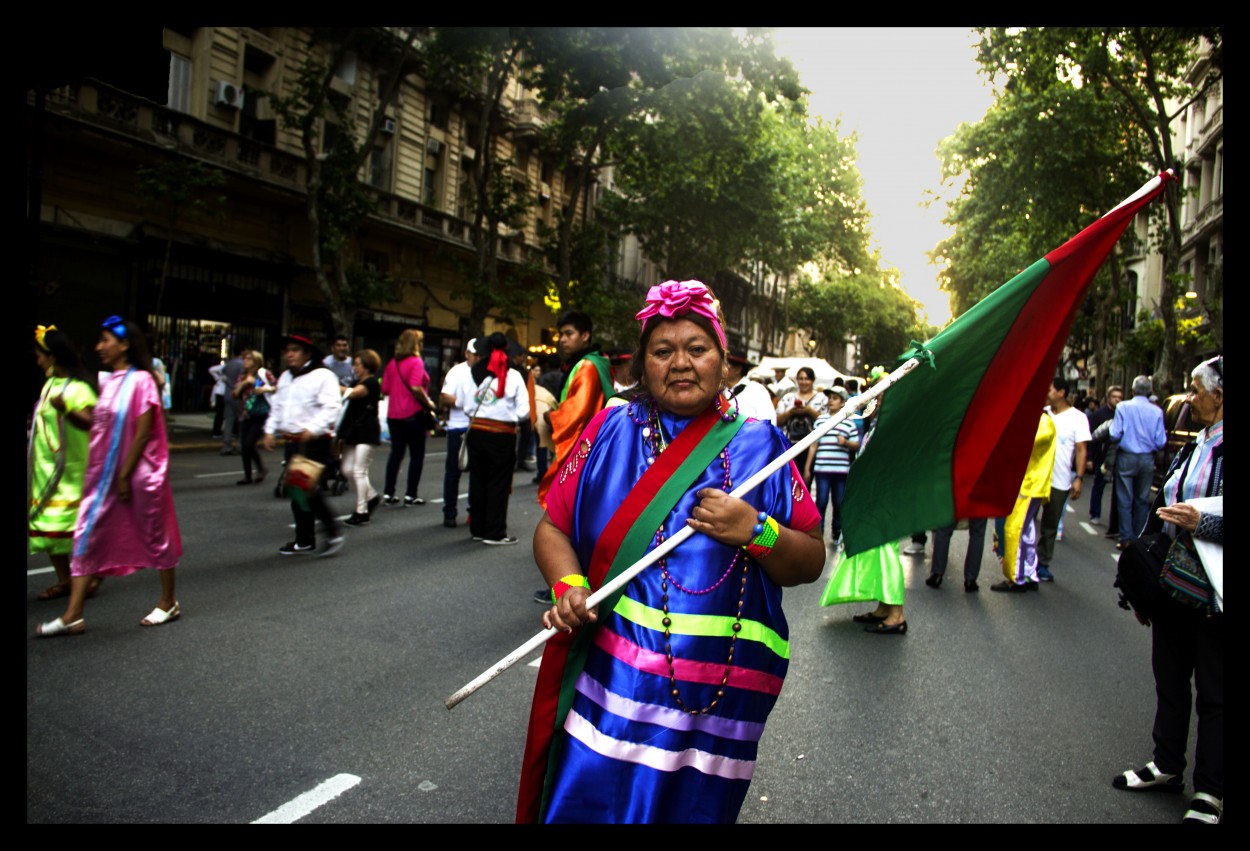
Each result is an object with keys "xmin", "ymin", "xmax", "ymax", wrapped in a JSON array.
[
  {"xmin": 744, "ymin": 512, "xmax": 779, "ymax": 560},
  {"xmin": 551, "ymin": 573, "xmax": 590, "ymax": 605}
]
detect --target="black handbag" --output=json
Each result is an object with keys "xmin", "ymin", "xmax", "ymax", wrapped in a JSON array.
[{"xmin": 1114, "ymin": 532, "xmax": 1172, "ymax": 621}]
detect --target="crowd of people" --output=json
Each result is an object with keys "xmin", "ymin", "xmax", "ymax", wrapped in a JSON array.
[{"xmin": 29, "ymin": 303, "xmax": 1221, "ymax": 825}]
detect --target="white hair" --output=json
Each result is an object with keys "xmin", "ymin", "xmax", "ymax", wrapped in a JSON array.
[
  {"xmin": 1131, "ymin": 375, "xmax": 1153, "ymax": 397},
  {"xmin": 1192, "ymin": 358, "xmax": 1223, "ymax": 392}
]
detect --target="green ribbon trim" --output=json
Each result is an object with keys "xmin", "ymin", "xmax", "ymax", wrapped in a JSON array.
[{"xmin": 613, "ymin": 594, "xmax": 791, "ymax": 660}]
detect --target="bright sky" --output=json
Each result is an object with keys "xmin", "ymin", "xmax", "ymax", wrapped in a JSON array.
[{"xmin": 772, "ymin": 27, "xmax": 996, "ymax": 327}]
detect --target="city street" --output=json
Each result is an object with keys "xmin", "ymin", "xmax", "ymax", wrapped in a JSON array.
[{"xmin": 27, "ymin": 426, "xmax": 1192, "ymax": 824}]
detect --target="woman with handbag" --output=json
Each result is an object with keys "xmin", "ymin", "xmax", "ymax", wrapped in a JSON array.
[
  {"xmin": 775, "ymin": 366, "xmax": 827, "ymax": 456},
  {"xmin": 380, "ymin": 328, "xmax": 435, "ymax": 507},
  {"xmin": 233, "ymin": 349, "xmax": 275, "ymax": 485},
  {"xmin": 340, "ymin": 349, "xmax": 383, "ymax": 526},
  {"xmin": 1113, "ymin": 356, "xmax": 1223, "ymax": 826}
]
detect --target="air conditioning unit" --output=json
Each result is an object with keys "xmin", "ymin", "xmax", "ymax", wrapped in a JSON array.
[
  {"xmin": 381, "ymin": 117, "xmax": 397, "ymax": 135},
  {"xmin": 426, "ymin": 138, "xmax": 443, "ymax": 155},
  {"xmin": 539, "ymin": 182, "xmax": 552, "ymax": 200},
  {"xmin": 214, "ymin": 80, "xmax": 245, "ymax": 110}
]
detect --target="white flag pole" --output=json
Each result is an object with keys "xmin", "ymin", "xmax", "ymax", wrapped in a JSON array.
[{"xmin": 444, "ymin": 354, "xmax": 927, "ymax": 709}]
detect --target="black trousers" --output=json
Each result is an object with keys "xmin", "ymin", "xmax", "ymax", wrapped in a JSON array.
[
  {"xmin": 1151, "ymin": 602, "xmax": 1223, "ymax": 797},
  {"xmin": 467, "ymin": 428, "xmax": 515, "ymax": 541},
  {"xmin": 385, "ymin": 416, "xmax": 427, "ymax": 499},
  {"xmin": 286, "ymin": 436, "xmax": 338, "ymax": 546},
  {"xmin": 240, "ymin": 415, "xmax": 267, "ymax": 479}
]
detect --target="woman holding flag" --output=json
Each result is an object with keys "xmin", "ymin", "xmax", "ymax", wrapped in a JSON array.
[{"xmin": 517, "ymin": 280, "xmax": 824, "ymax": 823}]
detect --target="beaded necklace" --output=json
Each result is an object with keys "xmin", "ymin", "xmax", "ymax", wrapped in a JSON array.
[{"xmin": 627, "ymin": 391, "xmax": 747, "ymax": 716}]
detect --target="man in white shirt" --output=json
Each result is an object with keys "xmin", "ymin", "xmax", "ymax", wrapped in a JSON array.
[
  {"xmin": 727, "ymin": 354, "xmax": 777, "ymax": 425},
  {"xmin": 1036, "ymin": 376, "xmax": 1091, "ymax": 582},
  {"xmin": 438, "ymin": 337, "xmax": 480, "ymax": 528},
  {"xmin": 263, "ymin": 335, "xmax": 344, "ymax": 557}
]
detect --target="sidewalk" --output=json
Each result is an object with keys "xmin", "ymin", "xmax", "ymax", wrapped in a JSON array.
[{"xmin": 165, "ymin": 411, "xmax": 452, "ymax": 455}]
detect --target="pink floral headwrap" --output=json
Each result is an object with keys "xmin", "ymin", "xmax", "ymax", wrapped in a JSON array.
[{"xmin": 634, "ymin": 280, "xmax": 727, "ymax": 351}]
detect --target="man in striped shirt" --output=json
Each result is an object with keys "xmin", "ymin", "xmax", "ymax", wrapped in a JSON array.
[{"xmin": 804, "ymin": 386, "xmax": 859, "ymax": 548}]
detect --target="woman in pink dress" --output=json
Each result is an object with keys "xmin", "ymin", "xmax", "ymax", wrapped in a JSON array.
[{"xmin": 36, "ymin": 316, "xmax": 183, "ymax": 637}]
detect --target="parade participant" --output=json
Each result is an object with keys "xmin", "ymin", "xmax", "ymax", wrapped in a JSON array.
[
  {"xmin": 29, "ymin": 326, "xmax": 100, "ymax": 602},
  {"xmin": 726, "ymin": 353, "xmax": 776, "ymax": 424},
  {"xmin": 438, "ymin": 337, "xmax": 480, "ymax": 528},
  {"xmin": 536, "ymin": 310, "xmax": 612, "ymax": 510},
  {"xmin": 262, "ymin": 335, "xmax": 343, "ymax": 556},
  {"xmin": 37, "ymin": 317, "xmax": 182, "ymax": 636},
  {"xmin": 775, "ymin": 366, "xmax": 828, "ymax": 449},
  {"xmin": 991, "ymin": 412, "xmax": 1055, "ymax": 593},
  {"xmin": 233, "ymin": 349, "xmax": 276, "ymax": 485},
  {"xmin": 380, "ymin": 328, "xmax": 435, "ymax": 506},
  {"xmin": 818, "ymin": 390, "xmax": 907, "ymax": 633},
  {"xmin": 466, "ymin": 333, "xmax": 530, "ymax": 546},
  {"xmin": 339, "ymin": 349, "xmax": 383, "ymax": 526},
  {"xmin": 517, "ymin": 280, "xmax": 824, "ymax": 823},
  {"xmin": 1114, "ymin": 356, "xmax": 1223, "ymax": 826}
]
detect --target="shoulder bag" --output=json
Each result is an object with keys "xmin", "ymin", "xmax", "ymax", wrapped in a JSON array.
[
  {"xmin": 1160, "ymin": 531, "xmax": 1217, "ymax": 616},
  {"xmin": 1114, "ymin": 532, "xmax": 1172, "ymax": 621}
]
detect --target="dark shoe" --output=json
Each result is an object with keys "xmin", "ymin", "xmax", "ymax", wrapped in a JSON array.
[
  {"xmin": 1182, "ymin": 793, "xmax": 1222, "ymax": 825},
  {"xmin": 279, "ymin": 541, "xmax": 315, "ymax": 555},
  {"xmin": 532, "ymin": 588, "xmax": 553, "ymax": 605},
  {"xmin": 990, "ymin": 580, "xmax": 1028, "ymax": 593},
  {"xmin": 383, "ymin": 495, "xmax": 401, "ymax": 506},
  {"xmin": 319, "ymin": 536, "xmax": 345, "ymax": 558},
  {"xmin": 443, "ymin": 516, "xmax": 457, "ymax": 528},
  {"xmin": 344, "ymin": 513, "xmax": 370, "ymax": 527},
  {"xmin": 405, "ymin": 496, "xmax": 425, "ymax": 506},
  {"xmin": 864, "ymin": 621, "xmax": 907, "ymax": 635},
  {"xmin": 925, "ymin": 573, "xmax": 943, "ymax": 589},
  {"xmin": 236, "ymin": 478, "xmax": 254, "ymax": 485},
  {"xmin": 1037, "ymin": 565, "xmax": 1054, "ymax": 582},
  {"xmin": 1112, "ymin": 761, "xmax": 1184, "ymax": 793},
  {"xmin": 852, "ymin": 611, "xmax": 886, "ymax": 623},
  {"xmin": 367, "ymin": 495, "xmax": 381, "ymax": 514},
  {"xmin": 254, "ymin": 470, "xmax": 267, "ymax": 485},
  {"xmin": 964, "ymin": 580, "xmax": 979, "ymax": 593},
  {"xmin": 1024, "ymin": 580, "xmax": 1040, "ymax": 591},
  {"xmin": 1116, "ymin": 540, "xmax": 1130, "ymax": 550}
]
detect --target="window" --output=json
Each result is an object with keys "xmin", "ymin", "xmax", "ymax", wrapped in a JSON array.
[
  {"xmin": 369, "ymin": 144, "xmax": 391, "ymax": 189},
  {"xmin": 335, "ymin": 52, "xmax": 357, "ymax": 86},
  {"xmin": 167, "ymin": 53, "xmax": 192, "ymax": 113},
  {"xmin": 428, "ymin": 102, "xmax": 448, "ymax": 130},
  {"xmin": 424, "ymin": 167, "xmax": 439, "ymax": 207}
]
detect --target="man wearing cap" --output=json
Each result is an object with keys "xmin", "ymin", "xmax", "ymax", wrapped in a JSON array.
[
  {"xmin": 263, "ymin": 335, "xmax": 344, "ymax": 556},
  {"xmin": 438, "ymin": 338, "xmax": 481, "ymax": 528},
  {"xmin": 727, "ymin": 353, "xmax": 776, "ymax": 424}
]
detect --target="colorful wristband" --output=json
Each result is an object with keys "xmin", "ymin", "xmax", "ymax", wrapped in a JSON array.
[
  {"xmin": 744, "ymin": 512, "xmax": 779, "ymax": 560},
  {"xmin": 551, "ymin": 573, "xmax": 590, "ymax": 604}
]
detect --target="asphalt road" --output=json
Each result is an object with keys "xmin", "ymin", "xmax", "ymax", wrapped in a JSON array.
[{"xmin": 27, "ymin": 445, "xmax": 1194, "ymax": 824}]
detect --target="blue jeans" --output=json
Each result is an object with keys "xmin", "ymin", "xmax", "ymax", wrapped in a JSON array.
[
  {"xmin": 812, "ymin": 472, "xmax": 848, "ymax": 539},
  {"xmin": 1116, "ymin": 450, "xmax": 1157, "ymax": 542},
  {"xmin": 442, "ymin": 427, "xmax": 467, "ymax": 519}
]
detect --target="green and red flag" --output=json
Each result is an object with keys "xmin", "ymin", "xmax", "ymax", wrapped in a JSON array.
[{"xmin": 840, "ymin": 172, "xmax": 1174, "ymax": 557}]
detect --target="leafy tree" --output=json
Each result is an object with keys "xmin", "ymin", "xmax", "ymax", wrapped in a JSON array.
[
  {"xmin": 136, "ymin": 159, "xmax": 226, "ymax": 317},
  {"xmin": 789, "ymin": 269, "xmax": 925, "ymax": 369},
  {"xmin": 931, "ymin": 81, "xmax": 1143, "ymax": 389},
  {"xmin": 268, "ymin": 27, "xmax": 422, "ymax": 340},
  {"xmin": 974, "ymin": 26, "xmax": 1222, "ymax": 385}
]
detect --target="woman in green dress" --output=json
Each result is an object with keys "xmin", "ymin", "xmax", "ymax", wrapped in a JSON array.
[{"xmin": 29, "ymin": 326, "xmax": 100, "ymax": 601}]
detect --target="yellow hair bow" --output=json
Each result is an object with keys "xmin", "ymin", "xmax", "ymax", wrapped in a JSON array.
[{"xmin": 35, "ymin": 324, "xmax": 57, "ymax": 350}]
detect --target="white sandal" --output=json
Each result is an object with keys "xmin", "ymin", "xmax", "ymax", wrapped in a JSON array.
[
  {"xmin": 140, "ymin": 602, "xmax": 180, "ymax": 627},
  {"xmin": 1182, "ymin": 792, "xmax": 1222, "ymax": 825},
  {"xmin": 1112, "ymin": 760, "xmax": 1184, "ymax": 792},
  {"xmin": 35, "ymin": 616, "xmax": 86, "ymax": 638}
]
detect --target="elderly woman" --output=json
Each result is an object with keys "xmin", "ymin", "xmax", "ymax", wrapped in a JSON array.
[
  {"xmin": 1113, "ymin": 356, "xmax": 1223, "ymax": 825},
  {"xmin": 516, "ymin": 281, "xmax": 824, "ymax": 824},
  {"xmin": 36, "ymin": 317, "xmax": 182, "ymax": 636}
]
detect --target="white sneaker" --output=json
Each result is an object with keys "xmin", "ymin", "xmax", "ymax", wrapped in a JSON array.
[
  {"xmin": 319, "ymin": 536, "xmax": 345, "ymax": 557},
  {"xmin": 902, "ymin": 543, "xmax": 925, "ymax": 555}
]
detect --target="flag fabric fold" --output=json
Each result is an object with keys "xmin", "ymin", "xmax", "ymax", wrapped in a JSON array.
[{"xmin": 841, "ymin": 172, "xmax": 1174, "ymax": 557}]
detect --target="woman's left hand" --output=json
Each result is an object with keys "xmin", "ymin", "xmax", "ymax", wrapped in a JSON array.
[
  {"xmin": 686, "ymin": 488, "xmax": 756, "ymax": 546},
  {"xmin": 1156, "ymin": 502, "xmax": 1200, "ymax": 532}
]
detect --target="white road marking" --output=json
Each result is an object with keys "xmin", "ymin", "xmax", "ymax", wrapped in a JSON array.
[
  {"xmin": 252, "ymin": 773, "xmax": 361, "ymax": 824},
  {"xmin": 1111, "ymin": 554, "xmax": 1121, "ymax": 563},
  {"xmin": 28, "ymin": 566, "xmax": 55, "ymax": 576},
  {"xmin": 1065, "ymin": 502, "xmax": 1075, "ymax": 513},
  {"xmin": 195, "ymin": 471, "xmax": 242, "ymax": 478},
  {"xmin": 1080, "ymin": 522, "xmax": 1098, "ymax": 536}
]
